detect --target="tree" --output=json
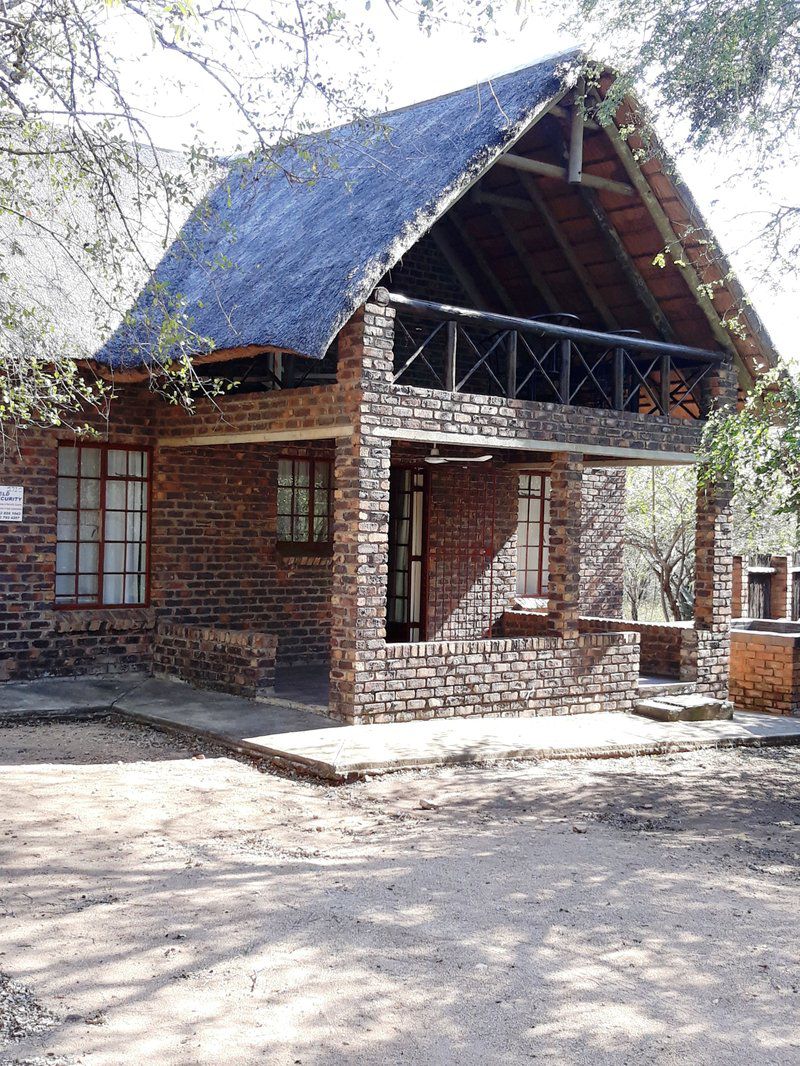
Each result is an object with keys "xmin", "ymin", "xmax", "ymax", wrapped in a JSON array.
[
  {"xmin": 571, "ymin": 0, "xmax": 800, "ymax": 280},
  {"xmin": 624, "ymin": 466, "xmax": 696, "ymax": 621},
  {"xmin": 0, "ymin": 0, "xmax": 492, "ymax": 439}
]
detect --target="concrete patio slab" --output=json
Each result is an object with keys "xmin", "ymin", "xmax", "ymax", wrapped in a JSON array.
[
  {"xmin": 0, "ymin": 674, "xmax": 148, "ymax": 719},
  {"xmin": 2, "ymin": 674, "xmax": 799, "ymax": 780}
]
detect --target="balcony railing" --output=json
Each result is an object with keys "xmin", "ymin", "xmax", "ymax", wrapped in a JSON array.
[{"xmin": 387, "ymin": 293, "xmax": 725, "ymax": 419}]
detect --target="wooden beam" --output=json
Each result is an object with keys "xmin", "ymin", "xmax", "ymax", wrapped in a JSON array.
[
  {"xmin": 158, "ymin": 423, "xmax": 352, "ymax": 448},
  {"xmin": 577, "ymin": 185, "xmax": 678, "ymax": 343},
  {"xmin": 568, "ymin": 79, "xmax": 585, "ymax": 185},
  {"xmin": 603, "ymin": 121, "xmax": 740, "ymax": 361},
  {"xmin": 515, "ymin": 171, "xmax": 619, "ymax": 330},
  {"xmin": 372, "ymin": 424, "xmax": 697, "ymax": 464},
  {"xmin": 549, "ymin": 103, "xmax": 600, "ymax": 131},
  {"xmin": 487, "ymin": 205, "xmax": 561, "ymax": 314},
  {"xmin": 473, "ymin": 189, "xmax": 531, "ymax": 214},
  {"xmin": 444, "ymin": 214, "xmax": 517, "ymax": 315},
  {"xmin": 429, "ymin": 225, "xmax": 489, "ymax": 311},
  {"xmin": 497, "ymin": 154, "xmax": 635, "ymax": 198}
]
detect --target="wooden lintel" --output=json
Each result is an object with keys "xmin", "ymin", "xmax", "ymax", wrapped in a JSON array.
[
  {"xmin": 516, "ymin": 171, "xmax": 619, "ymax": 330},
  {"xmin": 373, "ymin": 424, "xmax": 696, "ymax": 464},
  {"xmin": 158, "ymin": 423, "xmax": 352, "ymax": 449},
  {"xmin": 497, "ymin": 154, "xmax": 634, "ymax": 198}
]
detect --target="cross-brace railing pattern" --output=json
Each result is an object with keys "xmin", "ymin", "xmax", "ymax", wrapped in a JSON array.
[{"xmin": 389, "ymin": 293, "xmax": 724, "ymax": 419}]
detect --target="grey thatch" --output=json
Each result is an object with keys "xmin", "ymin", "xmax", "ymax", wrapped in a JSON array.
[{"xmin": 96, "ymin": 51, "xmax": 577, "ymax": 368}]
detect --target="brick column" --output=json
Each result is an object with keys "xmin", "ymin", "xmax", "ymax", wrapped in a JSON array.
[
  {"xmin": 547, "ymin": 452, "xmax": 583, "ymax": 638},
  {"xmin": 329, "ymin": 295, "xmax": 394, "ymax": 723}
]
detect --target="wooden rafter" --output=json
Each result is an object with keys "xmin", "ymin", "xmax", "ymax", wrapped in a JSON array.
[
  {"xmin": 496, "ymin": 153, "xmax": 634, "ymax": 198},
  {"xmin": 429, "ymin": 225, "xmax": 490, "ymax": 311},
  {"xmin": 515, "ymin": 171, "xmax": 619, "ymax": 330},
  {"xmin": 577, "ymin": 186, "xmax": 678, "ymax": 343},
  {"xmin": 444, "ymin": 214, "xmax": 517, "ymax": 315},
  {"xmin": 602, "ymin": 119, "xmax": 741, "ymax": 366},
  {"xmin": 486, "ymin": 205, "xmax": 561, "ymax": 314}
]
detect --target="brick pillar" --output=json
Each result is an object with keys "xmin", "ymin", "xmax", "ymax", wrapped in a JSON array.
[
  {"xmin": 329, "ymin": 295, "xmax": 394, "ymax": 723},
  {"xmin": 770, "ymin": 555, "xmax": 790, "ymax": 619},
  {"xmin": 547, "ymin": 452, "xmax": 583, "ymax": 638}
]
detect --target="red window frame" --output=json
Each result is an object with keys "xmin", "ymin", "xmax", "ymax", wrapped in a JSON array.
[
  {"xmin": 517, "ymin": 472, "xmax": 550, "ymax": 597},
  {"xmin": 55, "ymin": 442, "xmax": 152, "ymax": 608},
  {"xmin": 276, "ymin": 456, "xmax": 333, "ymax": 547}
]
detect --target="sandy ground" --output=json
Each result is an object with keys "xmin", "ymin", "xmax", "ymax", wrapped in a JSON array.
[{"xmin": 0, "ymin": 719, "xmax": 798, "ymax": 1066}]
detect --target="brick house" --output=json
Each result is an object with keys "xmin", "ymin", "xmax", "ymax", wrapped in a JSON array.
[{"xmin": 0, "ymin": 52, "xmax": 778, "ymax": 723}]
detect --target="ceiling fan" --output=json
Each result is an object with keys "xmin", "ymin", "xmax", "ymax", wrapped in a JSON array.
[{"xmin": 424, "ymin": 445, "xmax": 493, "ymax": 465}]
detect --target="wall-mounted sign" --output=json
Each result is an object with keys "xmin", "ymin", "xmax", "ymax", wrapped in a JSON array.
[{"xmin": 0, "ymin": 486, "xmax": 24, "ymax": 522}]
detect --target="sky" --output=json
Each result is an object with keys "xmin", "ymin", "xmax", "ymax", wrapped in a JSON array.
[{"xmin": 112, "ymin": 0, "xmax": 799, "ymax": 364}]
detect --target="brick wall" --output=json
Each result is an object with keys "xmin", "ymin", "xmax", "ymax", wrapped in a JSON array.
[
  {"xmin": 153, "ymin": 440, "xmax": 333, "ymax": 666},
  {"xmin": 153, "ymin": 623, "xmax": 278, "ymax": 697},
  {"xmin": 581, "ymin": 469, "xmax": 625, "ymax": 616},
  {"xmin": 362, "ymin": 630, "xmax": 640, "ymax": 723},
  {"xmin": 425, "ymin": 463, "xmax": 516, "ymax": 640},
  {"xmin": 729, "ymin": 628, "xmax": 800, "ymax": 715},
  {"xmin": 0, "ymin": 393, "xmax": 157, "ymax": 681}
]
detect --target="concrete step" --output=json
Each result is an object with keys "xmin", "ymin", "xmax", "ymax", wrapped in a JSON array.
[
  {"xmin": 638, "ymin": 675, "xmax": 696, "ymax": 699},
  {"xmin": 635, "ymin": 694, "xmax": 734, "ymax": 723}
]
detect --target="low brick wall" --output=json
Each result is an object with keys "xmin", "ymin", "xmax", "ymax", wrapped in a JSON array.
[
  {"xmin": 153, "ymin": 624, "xmax": 278, "ymax": 698},
  {"xmin": 352, "ymin": 631, "xmax": 640, "ymax": 723},
  {"xmin": 729, "ymin": 627, "xmax": 800, "ymax": 715},
  {"xmin": 577, "ymin": 617, "xmax": 688, "ymax": 678}
]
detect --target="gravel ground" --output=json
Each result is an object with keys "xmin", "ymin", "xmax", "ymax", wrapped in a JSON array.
[{"xmin": 0, "ymin": 718, "xmax": 798, "ymax": 1066}]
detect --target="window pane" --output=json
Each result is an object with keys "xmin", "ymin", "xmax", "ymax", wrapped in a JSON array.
[
  {"xmin": 277, "ymin": 486, "xmax": 292, "ymax": 515},
  {"xmin": 80, "ymin": 448, "xmax": 101, "ymax": 477},
  {"xmin": 314, "ymin": 463, "xmax": 330, "ymax": 488},
  {"xmin": 124, "ymin": 573, "xmax": 145, "ymax": 604},
  {"xmin": 79, "ymin": 510, "xmax": 101, "ymax": 540},
  {"xmin": 107, "ymin": 449, "xmax": 128, "ymax": 477},
  {"xmin": 277, "ymin": 514, "xmax": 292, "ymax": 540},
  {"xmin": 58, "ymin": 447, "xmax": 78, "ymax": 476},
  {"xmin": 295, "ymin": 488, "xmax": 309, "ymax": 516},
  {"xmin": 129, "ymin": 451, "xmax": 147, "ymax": 478},
  {"xmin": 105, "ymin": 480, "xmax": 126, "ymax": 510},
  {"xmin": 55, "ymin": 575, "xmax": 75, "ymax": 598},
  {"xmin": 77, "ymin": 573, "xmax": 98, "ymax": 596},
  {"xmin": 57, "ymin": 478, "xmax": 77, "ymax": 509},
  {"xmin": 104, "ymin": 542, "xmax": 124, "ymax": 571},
  {"xmin": 103, "ymin": 573, "xmax": 124, "ymax": 604},
  {"xmin": 277, "ymin": 460, "xmax": 294, "ymax": 486},
  {"xmin": 126, "ymin": 540, "xmax": 146, "ymax": 572},
  {"xmin": 104, "ymin": 510, "xmax": 126, "ymax": 540},
  {"xmin": 80, "ymin": 478, "xmax": 101, "ymax": 509},
  {"xmin": 313, "ymin": 516, "xmax": 329, "ymax": 541},
  {"xmin": 294, "ymin": 514, "xmax": 308, "ymax": 541},
  {"xmin": 57, "ymin": 511, "xmax": 77, "ymax": 540},
  {"xmin": 56, "ymin": 542, "xmax": 76, "ymax": 574},
  {"xmin": 78, "ymin": 542, "xmax": 99, "ymax": 572},
  {"xmin": 294, "ymin": 461, "xmax": 310, "ymax": 487}
]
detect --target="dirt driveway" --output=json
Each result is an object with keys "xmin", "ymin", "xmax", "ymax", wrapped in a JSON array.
[{"xmin": 0, "ymin": 718, "xmax": 798, "ymax": 1065}]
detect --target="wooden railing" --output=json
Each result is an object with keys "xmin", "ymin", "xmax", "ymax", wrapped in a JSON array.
[{"xmin": 387, "ymin": 293, "xmax": 725, "ymax": 419}]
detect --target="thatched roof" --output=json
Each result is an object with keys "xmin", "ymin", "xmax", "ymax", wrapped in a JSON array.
[{"xmin": 96, "ymin": 52, "xmax": 575, "ymax": 368}]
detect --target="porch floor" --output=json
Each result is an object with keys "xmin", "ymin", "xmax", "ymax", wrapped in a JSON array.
[{"xmin": 1, "ymin": 674, "xmax": 800, "ymax": 780}]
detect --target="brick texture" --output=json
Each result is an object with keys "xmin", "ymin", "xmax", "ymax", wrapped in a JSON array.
[
  {"xmin": 153, "ymin": 623, "xmax": 278, "ymax": 697},
  {"xmin": 729, "ymin": 629, "xmax": 800, "ymax": 715}
]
